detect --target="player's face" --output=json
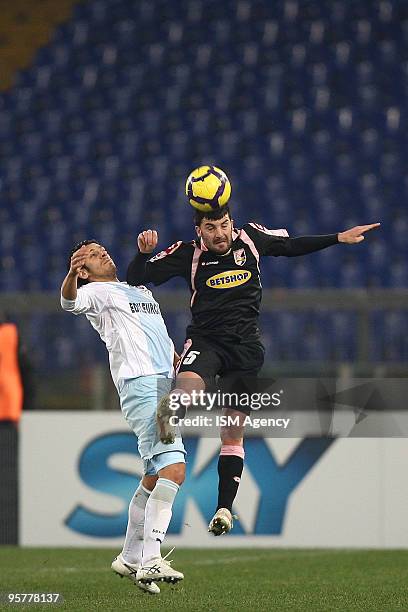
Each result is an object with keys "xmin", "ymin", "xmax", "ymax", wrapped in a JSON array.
[
  {"xmin": 196, "ymin": 214, "xmax": 233, "ymax": 255},
  {"xmin": 77, "ymin": 243, "xmax": 117, "ymax": 282}
]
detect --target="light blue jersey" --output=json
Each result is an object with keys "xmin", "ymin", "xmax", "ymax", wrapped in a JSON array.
[
  {"xmin": 61, "ymin": 281, "xmax": 174, "ymax": 389},
  {"xmin": 62, "ymin": 281, "xmax": 185, "ymax": 473}
]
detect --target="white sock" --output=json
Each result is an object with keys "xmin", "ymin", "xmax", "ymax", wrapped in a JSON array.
[
  {"xmin": 142, "ymin": 478, "xmax": 179, "ymax": 564},
  {"xmin": 121, "ymin": 483, "xmax": 151, "ymax": 565}
]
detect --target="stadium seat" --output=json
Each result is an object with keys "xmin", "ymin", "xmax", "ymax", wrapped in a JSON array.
[{"xmin": 0, "ymin": 0, "xmax": 406, "ymax": 367}]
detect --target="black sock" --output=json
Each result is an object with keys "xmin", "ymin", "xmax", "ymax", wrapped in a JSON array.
[{"xmin": 216, "ymin": 454, "xmax": 244, "ymax": 511}]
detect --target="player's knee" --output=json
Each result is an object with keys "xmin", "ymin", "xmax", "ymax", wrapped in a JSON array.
[
  {"xmin": 158, "ymin": 462, "xmax": 186, "ymax": 486},
  {"xmin": 221, "ymin": 429, "xmax": 244, "ymax": 443},
  {"xmin": 220, "ymin": 409, "xmax": 245, "ymax": 441},
  {"xmin": 175, "ymin": 372, "xmax": 206, "ymax": 396},
  {"xmin": 141, "ymin": 474, "xmax": 158, "ymax": 491},
  {"xmin": 220, "ymin": 428, "xmax": 244, "ymax": 445}
]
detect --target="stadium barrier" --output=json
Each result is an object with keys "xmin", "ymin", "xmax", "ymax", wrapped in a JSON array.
[{"xmin": 1, "ymin": 289, "xmax": 408, "ymax": 411}]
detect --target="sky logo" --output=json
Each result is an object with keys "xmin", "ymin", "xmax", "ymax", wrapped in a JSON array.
[{"xmin": 65, "ymin": 434, "xmax": 334, "ymax": 537}]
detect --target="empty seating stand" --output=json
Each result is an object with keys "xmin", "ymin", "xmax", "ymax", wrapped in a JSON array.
[{"xmin": 0, "ymin": 0, "xmax": 406, "ymax": 367}]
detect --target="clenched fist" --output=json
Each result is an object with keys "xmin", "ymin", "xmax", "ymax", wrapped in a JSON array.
[
  {"xmin": 69, "ymin": 245, "xmax": 87, "ymax": 276},
  {"xmin": 138, "ymin": 230, "xmax": 158, "ymax": 254}
]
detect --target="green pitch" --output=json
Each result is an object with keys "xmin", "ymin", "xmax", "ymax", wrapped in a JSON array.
[{"xmin": 0, "ymin": 548, "xmax": 407, "ymax": 612}]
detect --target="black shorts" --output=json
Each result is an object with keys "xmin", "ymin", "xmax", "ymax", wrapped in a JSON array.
[{"xmin": 176, "ymin": 335, "xmax": 265, "ymax": 415}]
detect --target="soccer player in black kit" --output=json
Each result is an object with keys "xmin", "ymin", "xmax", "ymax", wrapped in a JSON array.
[{"xmin": 127, "ymin": 205, "xmax": 379, "ymax": 535}]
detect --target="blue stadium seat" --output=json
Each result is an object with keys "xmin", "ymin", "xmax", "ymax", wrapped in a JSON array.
[{"xmin": 0, "ymin": 0, "xmax": 405, "ymax": 364}]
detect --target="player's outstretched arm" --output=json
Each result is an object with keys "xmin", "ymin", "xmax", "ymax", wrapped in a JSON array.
[
  {"xmin": 245, "ymin": 221, "xmax": 381, "ymax": 258},
  {"xmin": 283, "ymin": 223, "xmax": 381, "ymax": 256},
  {"xmin": 338, "ymin": 223, "xmax": 381, "ymax": 244},
  {"xmin": 61, "ymin": 246, "xmax": 87, "ymax": 300}
]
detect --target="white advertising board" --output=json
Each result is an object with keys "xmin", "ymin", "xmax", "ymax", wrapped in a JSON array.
[{"xmin": 20, "ymin": 412, "xmax": 408, "ymax": 548}]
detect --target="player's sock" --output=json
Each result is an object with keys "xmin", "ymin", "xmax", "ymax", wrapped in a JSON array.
[
  {"xmin": 142, "ymin": 478, "xmax": 179, "ymax": 564},
  {"xmin": 216, "ymin": 445, "xmax": 245, "ymax": 511},
  {"xmin": 121, "ymin": 482, "xmax": 151, "ymax": 565}
]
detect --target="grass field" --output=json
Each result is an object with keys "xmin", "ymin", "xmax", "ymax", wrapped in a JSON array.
[{"xmin": 0, "ymin": 548, "xmax": 407, "ymax": 611}]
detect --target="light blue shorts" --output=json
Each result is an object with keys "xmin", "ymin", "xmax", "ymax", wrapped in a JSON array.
[{"xmin": 118, "ymin": 375, "xmax": 186, "ymax": 476}]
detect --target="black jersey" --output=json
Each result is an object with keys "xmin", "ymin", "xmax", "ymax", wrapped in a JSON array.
[{"xmin": 127, "ymin": 223, "xmax": 338, "ymax": 342}]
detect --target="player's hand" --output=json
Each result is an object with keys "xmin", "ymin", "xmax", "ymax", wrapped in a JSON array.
[
  {"xmin": 338, "ymin": 223, "xmax": 381, "ymax": 244},
  {"xmin": 69, "ymin": 246, "xmax": 87, "ymax": 276},
  {"xmin": 138, "ymin": 230, "xmax": 158, "ymax": 253}
]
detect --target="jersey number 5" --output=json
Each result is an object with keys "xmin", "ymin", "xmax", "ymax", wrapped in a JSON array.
[{"xmin": 182, "ymin": 350, "xmax": 200, "ymax": 365}]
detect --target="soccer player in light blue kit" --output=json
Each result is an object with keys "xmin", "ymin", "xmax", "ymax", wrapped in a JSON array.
[{"xmin": 61, "ymin": 240, "xmax": 185, "ymax": 594}]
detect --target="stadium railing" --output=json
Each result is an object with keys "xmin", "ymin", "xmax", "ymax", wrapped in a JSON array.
[{"xmin": 1, "ymin": 289, "xmax": 407, "ymax": 410}]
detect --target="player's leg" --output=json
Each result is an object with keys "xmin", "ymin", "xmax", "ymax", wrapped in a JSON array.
[
  {"xmin": 111, "ymin": 473, "xmax": 161, "ymax": 593},
  {"xmin": 157, "ymin": 337, "xmax": 221, "ymax": 443},
  {"xmin": 141, "ymin": 460, "xmax": 185, "ymax": 566},
  {"xmin": 117, "ymin": 375, "xmax": 186, "ymax": 587},
  {"xmin": 137, "ymin": 458, "xmax": 185, "ymax": 584},
  {"xmin": 208, "ymin": 407, "xmax": 246, "ymax": 535},
  {"xmin": 157, "ymin": 371, "xmax": 206, "ymax": 443},
  {"xmin": 119, "ymin": 474, "xmax": 158, "ymax": 565},
  {"xmin": 209, "ymin": 344, "xmax": 264, "ymax": 535}
]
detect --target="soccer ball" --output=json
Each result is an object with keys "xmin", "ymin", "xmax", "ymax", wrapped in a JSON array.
[{"xmin": 185, "ymin": 165, "xmax": 231, "ymax": 212}]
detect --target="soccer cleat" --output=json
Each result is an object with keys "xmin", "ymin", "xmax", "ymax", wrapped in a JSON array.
[
  {"xmin": 111, "ymin": 555, "xmax": 160, "ymax": 594},
  {"xmin": 208, "ymin": 508, "xmax": 235, "ymax": 536},
  {"xmin": 156, "ymin": 394, "xmax": 176, "ymax": 444},
  {"xmin": 136, "ymin": 550, "xmax": 184, "ymax": 585}
]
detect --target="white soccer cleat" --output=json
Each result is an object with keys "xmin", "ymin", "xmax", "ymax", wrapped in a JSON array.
[
  {"xmin": 136, "ymin": 552, "xmax": 184, "ymax": 585},
  {"xmin": 111, "ymin": 554, "xmax": 160, "ymax": 594},
  {"xmin": 208, "ymin": 508, "xmax": 234, "ymax": 536},
  {"xmin": 156, "ymin": 394, "xmax": 176, "ymax": 444}
]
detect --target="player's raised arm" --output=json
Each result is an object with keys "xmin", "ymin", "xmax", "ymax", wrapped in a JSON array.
[
  {"xmin": 61, "ymin": 242, "xmax": 112, "ymax": 315},
  {"xmin": 61, "ymin": 245, "xmax": 87, "ymax": 300},
  {"xmin": 126, "ymin": 231, "xmax": 192, "ymax": 287},
  {"xmin": 126, "ymin": 230, "xmax": 158, "ymax": 285},
  {"xmin": 138, "ymin": 229, "xmax": 159, "ymax": 253},
  {"xmin": 126, "ymin": 229, "xmax": 158, "ymax": 285}
]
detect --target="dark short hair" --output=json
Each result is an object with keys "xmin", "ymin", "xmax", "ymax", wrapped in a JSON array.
[
  {"xmin": 194, "ymin": 205, "xmax": 231, "ymax": 227},
  {"xmin": 67, "ymin": 239, "xmax": 99, "ymax": 287}
]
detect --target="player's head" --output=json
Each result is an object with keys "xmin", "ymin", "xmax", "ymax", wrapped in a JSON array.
[
  {"xmin": 68, "ymin": 240, "xmax": 117, "ymax": 286},
  {"xmin": 194, "ymin": 206, "xmax": 233, "ymax": 255}
]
